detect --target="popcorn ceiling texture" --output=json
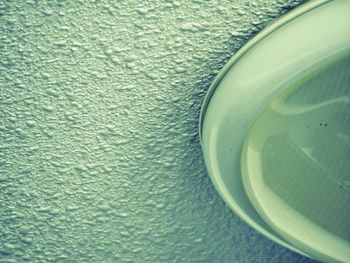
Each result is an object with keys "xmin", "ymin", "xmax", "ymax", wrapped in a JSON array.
[{"xmin": 0, "ymin": 0, "xmax": 315, "ymax": 262}]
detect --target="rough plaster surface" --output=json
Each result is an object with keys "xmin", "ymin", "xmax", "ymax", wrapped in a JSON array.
[{"xmin": 0, "ymin": 0, "xmax": 316, "ymax": 262}]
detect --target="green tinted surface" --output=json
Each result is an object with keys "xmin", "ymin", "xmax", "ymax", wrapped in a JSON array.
[
  {"xmin": 244, "ymin": 52, "xmax": 350, "ymax": 241},
  {"xmin": 0, "ymin": 1, "xmax": 312, "ymax": 262}
]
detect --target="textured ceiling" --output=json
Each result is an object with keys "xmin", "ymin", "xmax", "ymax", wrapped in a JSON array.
[{"xmin": 1, "ymin": 0, "xmax": 316, "ymax": 262}]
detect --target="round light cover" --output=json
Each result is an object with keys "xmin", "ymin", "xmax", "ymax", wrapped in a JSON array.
[
  {"xmin": 199, "ymin": 0, "xmax": 350, "ymax": 261},
  {"xmin": 242, "ymin": 50, "xmax": 350, "ymax": 262}
]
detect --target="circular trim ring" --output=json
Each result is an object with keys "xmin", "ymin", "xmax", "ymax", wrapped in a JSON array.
[
  {"xmin": 198, "ymin": 0, "xmax": 333, "ymax": 258},
  {"xmin": 199, "ymin": 0, "xmax": 330, "ymax": 141}
]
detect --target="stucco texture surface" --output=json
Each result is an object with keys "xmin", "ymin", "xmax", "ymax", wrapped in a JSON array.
[{"xmin": 1, "ymin": 0, "xmax": 316, "ymax": 262}]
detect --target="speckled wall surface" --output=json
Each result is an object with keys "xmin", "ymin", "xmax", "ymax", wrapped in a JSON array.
[{"xmin": 1, "ymin": 1, "xmax": 316, "ymax": 262}]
